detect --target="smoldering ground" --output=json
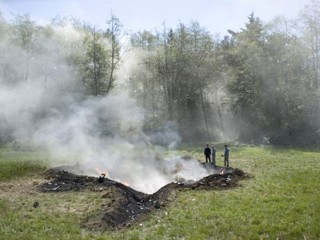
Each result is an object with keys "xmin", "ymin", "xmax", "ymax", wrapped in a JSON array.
[{"xmin": 40, "ymin": 166, "xmax": 248, "ymax": 230}]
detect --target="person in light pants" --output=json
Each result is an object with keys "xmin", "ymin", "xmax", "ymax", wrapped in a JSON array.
[
  {"xmin": 211, "ymin": 145, "xmax": 216, "ymax": 166},
  {"xmin": 223, "ymin": 144, "xmax": 229, "ymax": 167}
]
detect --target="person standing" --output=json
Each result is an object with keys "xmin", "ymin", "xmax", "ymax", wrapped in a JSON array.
[
  {"xmin": 223, "ymin": 144, "xmax": 229, "ymax": 167},
  {"xmin": 204, "ymin": 144, "xmax": 211, "ymax": 163},
  {"xmin": 211, "ymin": 145, "xmax": 216, "ymax": 166}
]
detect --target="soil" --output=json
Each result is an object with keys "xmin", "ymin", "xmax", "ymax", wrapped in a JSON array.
[{"xmin": 39, "ymin": 164, "xmax": 251, "ymax": 231}]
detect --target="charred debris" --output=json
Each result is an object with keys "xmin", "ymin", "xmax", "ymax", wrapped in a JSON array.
[{"xmin": 39, "ymin": 164, "xmax": 250, "ymax": 231}]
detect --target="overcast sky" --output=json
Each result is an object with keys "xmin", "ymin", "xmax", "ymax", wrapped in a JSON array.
[{"xmin": 0, "ymin": 0, "xmax": 310, "ymax": 35}]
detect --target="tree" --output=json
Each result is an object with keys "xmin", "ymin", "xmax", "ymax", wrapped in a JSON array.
[
  {"xmin": 12, "ymin": 14, "xmax": 36, "ymax": 82},
  {"xmin": 78, "ymin": 15, "xmax": 122, "ymax": 96},
  {"xmin": 182, "ymin": 21, "xmax": 215, "ymax": 139},
  {"xmin": 262, "ymin": 29, "xmax": 309, "ymax": 143},
  {"xmin": 128, "ymin": 30, "xmax": 164, "ymax": 130},
  {"xmin": 80, "ymin": 27, "xmax": 110, "ymax": 96},
  {"xmin": 129, "ymin": 21, "xmax": 216, "ymax": 141},
  {"xmin": 299, "ymin": 0, "xmax": 320, "ymax": 89},
  {"xmin": 223, "ymin": 13, "xmax": 267, "ymax": 142},
  {"xmin": 223, "ymin": 12, "xmax": 318, "ymax": 145},
  {"xmin": 131, "ymin": 30, "xmax": 158, "ymax": 50},
  {"xmin": 105, "ymin": 15, "xmax": 122, "ymax": 94}
]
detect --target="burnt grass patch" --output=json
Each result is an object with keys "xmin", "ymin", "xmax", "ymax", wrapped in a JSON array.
[{"xmin": 39, "ymin": 165, "xmax": 251, "ymax": 231}]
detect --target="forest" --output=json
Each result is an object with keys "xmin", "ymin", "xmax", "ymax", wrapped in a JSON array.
[{"xmin": 1, "ymin": 0, "xmax": 320, "ymax": 147}]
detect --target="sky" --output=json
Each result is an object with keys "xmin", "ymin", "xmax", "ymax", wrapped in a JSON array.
[{"xmin": 0, "ymin": 0, "xmax": 310, "ymax": 36}]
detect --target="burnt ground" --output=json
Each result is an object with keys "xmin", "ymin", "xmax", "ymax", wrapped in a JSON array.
[{"xmin": 39, "ymin": 165, "xmax": 251, "ymax": 231}]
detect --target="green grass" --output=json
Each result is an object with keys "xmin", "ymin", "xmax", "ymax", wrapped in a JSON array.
[
  {"xmin": 0, "ymin": 146, "xmax": 48, "ymax": 181},
  {"xmin": 0, "ymin": 145, "xmax": 320, "ymax": 239}
]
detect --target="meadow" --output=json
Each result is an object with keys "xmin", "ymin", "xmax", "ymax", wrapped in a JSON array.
[{"xmin": 0, "ymin": 144, "xmax": 319, "ymax": 240}]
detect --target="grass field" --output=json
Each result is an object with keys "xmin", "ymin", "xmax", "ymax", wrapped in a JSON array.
[{"xmin": 0, "ymin": 145, "xmax": 319, "ymax": 240}]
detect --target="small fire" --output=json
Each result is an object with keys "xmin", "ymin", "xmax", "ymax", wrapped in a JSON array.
[
  {"xmin": 96, "ymin": 167, "xmax": 110, "ymax": 178},
  {"xmin": 96, "ymin": 166, "xmax": 130, "ymax": 187}
]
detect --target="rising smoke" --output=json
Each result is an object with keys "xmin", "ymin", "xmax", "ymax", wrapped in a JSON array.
[{"xmin": 0, "ymin": 22, "xmax": 215, "ymax": 194}]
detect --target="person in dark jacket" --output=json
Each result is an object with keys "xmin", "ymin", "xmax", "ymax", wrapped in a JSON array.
[{"xmin": 204, "ymin": 144, "xmax": 211, "ymax": 163}]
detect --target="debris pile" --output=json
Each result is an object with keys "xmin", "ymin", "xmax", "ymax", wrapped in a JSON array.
[{"xmin": 40, "ymin": 165, "xmax": 250, "ymax": 230}]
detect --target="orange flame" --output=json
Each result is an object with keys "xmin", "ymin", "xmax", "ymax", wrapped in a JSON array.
[{"xmin": 95, "ymin": 167, "xmax": 110, "ymax": 178}]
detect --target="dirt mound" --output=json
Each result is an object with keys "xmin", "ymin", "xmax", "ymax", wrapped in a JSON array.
[{"xmin": 39, "ymin": 166, "xmax": 250, "ymax": 230}]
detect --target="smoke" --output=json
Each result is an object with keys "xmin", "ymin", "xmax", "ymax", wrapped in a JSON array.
[{"xmin": 0, "ymin": 21, "xmax": 215, "ymax": 193}]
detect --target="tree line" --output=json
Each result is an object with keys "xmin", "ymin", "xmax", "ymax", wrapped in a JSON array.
[{"xmin": 1, "ymin": 0, "xmax": 320, "ymax": 146}]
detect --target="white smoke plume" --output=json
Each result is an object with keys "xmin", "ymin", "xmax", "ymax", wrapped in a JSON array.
[{"xmin": 0, "ymin": 22, "xmax": 216, "ymax": 193}]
